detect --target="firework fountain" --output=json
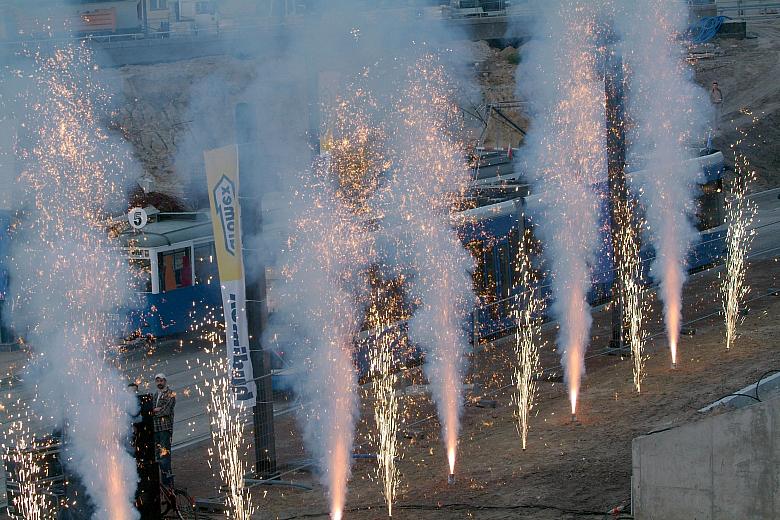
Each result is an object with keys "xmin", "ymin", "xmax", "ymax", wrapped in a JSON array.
[
  {"xmin": 721, "ymin": 117, "xmax": 758, "ymax": 350},
  {"xmin": 4, "ymin": 413, "xmax": 51, "ymax": 519},
  {"xmin": 381, "ymin": 53, "xmax": 474, "ymax": 481},
  {"xmin": 8, "ymin": 43, "xmax": 139, "ymax": 519},
  {"xmin": 323, "ymin": 82, "xmax": 403, "ymax": 514},
  {"xmin": 617, "ymin": 1, "xmax": 708, "ymax": 368},
  {"xmin": 275, "ymin": 151, "xmax": 369, "ymax": 519},
  {"xmin": 603, "ymin": 43, "xmax": 647, "ymax": 393},
  {"xmin": 516, "ymin": 0, "xmax": 607, "ymax": 417},
  {"xmin": 207, "ymin": 360, "xmax": 255, "ymax": 520},
  {"xmin": 615, "ymin": 195, "xmax": 648, "ymax": 391},
  {"xmin": 366, "ymin": 293, "xmax": 401, "ymax": 515},
  {"xmin": 512, "ymin": 228, "xmax": 543, "ymax": 449}
]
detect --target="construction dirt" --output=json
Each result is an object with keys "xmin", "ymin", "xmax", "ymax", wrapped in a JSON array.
[
  {"xmin": 174, "ymin": 248, "xmax": 780, "ymax": 519},
  {"xmin": 475, "ymin": 18, "xmax": 780, "ymax": 191}
]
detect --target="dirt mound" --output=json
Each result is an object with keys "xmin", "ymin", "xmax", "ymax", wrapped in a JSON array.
[{"xmin": 694, "ymin": 20, "xmax": 780, "ymax": 190}]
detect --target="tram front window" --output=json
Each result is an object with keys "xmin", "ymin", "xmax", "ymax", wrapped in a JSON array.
[
  {"xmin": 129, "ymin": 259, "xmax": 152, "ymax": 293},
  {"xmin": 158, "ymin": 247, "xmax": 193, "ymax": 292},
  {"xmin": 194, "ymin": 243, "xmax": 218, "ymax": 286}
]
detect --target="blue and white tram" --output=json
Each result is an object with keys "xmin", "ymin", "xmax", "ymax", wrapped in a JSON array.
[
  {"xmin": 118, "ymin": 210, "xmax": 222, "ymax": 339},
  {"xmin": 464, "ymin": 147, "xmax": 727, "ymax": 340},
  {"xmin": 102, "ymin": 146, "xmax": 727, "ymax": 382}
]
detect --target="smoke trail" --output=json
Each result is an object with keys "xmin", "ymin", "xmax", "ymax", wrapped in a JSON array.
[
  {"xmin": 275, "ymin": 153, "xmax": 369, "ymax": 519},
  {"xmin": 9, "ymin": 43, "xmax": 139, "ymax": 519},
  {"xmin": 321, "ymin": 81, "xmax": 404, "ymax": 513},
  {"xmin": 516, "ymin": 1, "xmax": 607, "ymax": 414},
  {"xmin": 616, "ymin": 1, "xmax": 708, "ymax": 367},
  {"xmin": 381, "ymin": 53, "xmax": 474, "ymax": 476}
]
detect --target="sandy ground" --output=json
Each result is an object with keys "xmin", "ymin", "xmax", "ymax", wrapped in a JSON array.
[{"xmin": 170, "ymin": 244, "xmax": 780, "ymax": 519}]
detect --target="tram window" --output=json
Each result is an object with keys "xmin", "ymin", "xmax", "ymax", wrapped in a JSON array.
[
  {"xmin": 522, "ymin": 223, "xmax": 544, "ymax": 278},
  {"xmin": 497, "ymin": 241, "xmax": 513, "ymax": 318},
  {"xmin": 194, "ymin": 243, "xmax": 218, "ymax": 286},
  {"xmin": 158, "ymin": 247, "xmax": 193, "ymax": 292},
  {"xmin": 483, "ymin": 246, "xmax": 498, "ymax": 319},
  {"xmin": 697, "ymin": 180, "xmax": 724, "ymax": 231},
  {"xmin": 497, "ymin": 241, "xmax": 511, "ymax": 297},
  {"xmin": 466, "ymin": 241, "xmax": 486, "ymax": 296},
  {"xmin": 508, "ymin": 228, "xmax": 520, "ymax": 278},
  {"xmin": 129, "ymin": 259, "xmax": 152, "ymax": 293}
]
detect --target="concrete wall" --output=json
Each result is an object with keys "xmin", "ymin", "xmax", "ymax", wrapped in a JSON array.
[{"xmin": 632, "ymin": 396, "xmax": 780, "ymax": 519}]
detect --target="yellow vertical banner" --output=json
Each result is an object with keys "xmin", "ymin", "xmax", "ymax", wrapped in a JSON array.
[{"xmin": 204, "ymin": 144, "xmax": 257, "ymax": 407}]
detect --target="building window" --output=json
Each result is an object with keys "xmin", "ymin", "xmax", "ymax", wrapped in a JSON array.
[
  {"xmin": 196, "ymin": 1, "xmax": 216, "ymax": 15},
  {"xmin": 150, "ymin": 0, "xmax": 168, "ymax": 11},
  {"xmin": 158, "ymin": 247, "xmax": 192, "ymax": 292},
  {"xmin": 194, "ymin": 242, "xmax": 219, "ymax": 286}
]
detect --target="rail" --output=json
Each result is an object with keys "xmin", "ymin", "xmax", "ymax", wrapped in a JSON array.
[{"xmin": 716, "ymin": 0, "xmax": 780, "ymax": 19}]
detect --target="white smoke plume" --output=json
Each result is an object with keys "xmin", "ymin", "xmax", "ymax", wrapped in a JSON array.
[
  {"xmin": 378, "ymin": 53, "xmax": 475, "ymax": 475},
  {"xmin": 515, "ymin": 0, "xmax": 608, "ymax": 414},
  {"xmin": 274, "ymin": 154, "xmax": 370, "ymax": 519},
  {"xmin": 615, "ymin": 0, "xmax": 709, "ymax": 366},
  {"xmin": 7, "ymin": 43, "xmax": 139, "ymax": 519}
]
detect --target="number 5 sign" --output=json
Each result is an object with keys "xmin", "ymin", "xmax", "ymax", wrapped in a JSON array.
[{"xmin": 128, "ymin": 207, "xmax": 148, "ymax": 230}]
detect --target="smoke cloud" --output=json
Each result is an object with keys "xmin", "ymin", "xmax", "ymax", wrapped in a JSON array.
[
  {"xmin": 5, "ymin": 42, "xmax": 139, "ymax": 518},
  {"xmin": 376, "ymin": 53, "xmax": 475, "ymax": 474},
  {"xmin": 159, "ymin": 0, "xmax": 481, "ymax": 509},
  {"xmin": 515, "ymin": 0, "xmax": 608, "ymax": 413},
  {"xmin": 615, "ymin": 0, "xmax": 709, "ymax": 364},
  {"xmin": 273, "ymin": 154, "xmax": 370, "ymax": 517}
]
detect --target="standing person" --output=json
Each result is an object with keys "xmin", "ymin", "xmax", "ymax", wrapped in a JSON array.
[
  {"xmin": 129, "ymin": 382, "xmax": 160, "ymax": 517},
  {"xmin": 710, "ymin": 81, "xmax": 723, "ymax": 130},
  {"xmin": 153, "ymin": 373, "xmax": 176, "ymax": 487}
]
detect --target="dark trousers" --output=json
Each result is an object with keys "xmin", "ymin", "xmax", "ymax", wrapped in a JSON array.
[{"xmin": 154, "ymin": 430, "xmax": 173, "ymax": 486}]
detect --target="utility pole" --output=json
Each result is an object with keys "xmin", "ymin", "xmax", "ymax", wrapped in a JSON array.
[
  {"xmin": 605, "ymin": 50, "xmax": 628, "ymax": 353},
  {"xmin": 235, "ymin": 103, "xmax": 277, "ymax": 478},
  {"xmin": 141, "ymin": 0, "xmax": 148, "ymax": 35}
]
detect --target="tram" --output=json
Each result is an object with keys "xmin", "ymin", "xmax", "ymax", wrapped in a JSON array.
[
  {"xmin": 0, "ymin": 149, "xmax": 726, "ymax": 381},
  {"xmin": 116, "ymin": 209, "xmax": 222, "ymax": 339}
]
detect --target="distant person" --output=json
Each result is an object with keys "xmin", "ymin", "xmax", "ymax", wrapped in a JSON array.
[
  {"xmin": 153, "ymin": 373, "xmax": 176, "ymax": 487},
  {"xmin": 710, "ymin": 81, "xmax": 723, "ymax": 130}
]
